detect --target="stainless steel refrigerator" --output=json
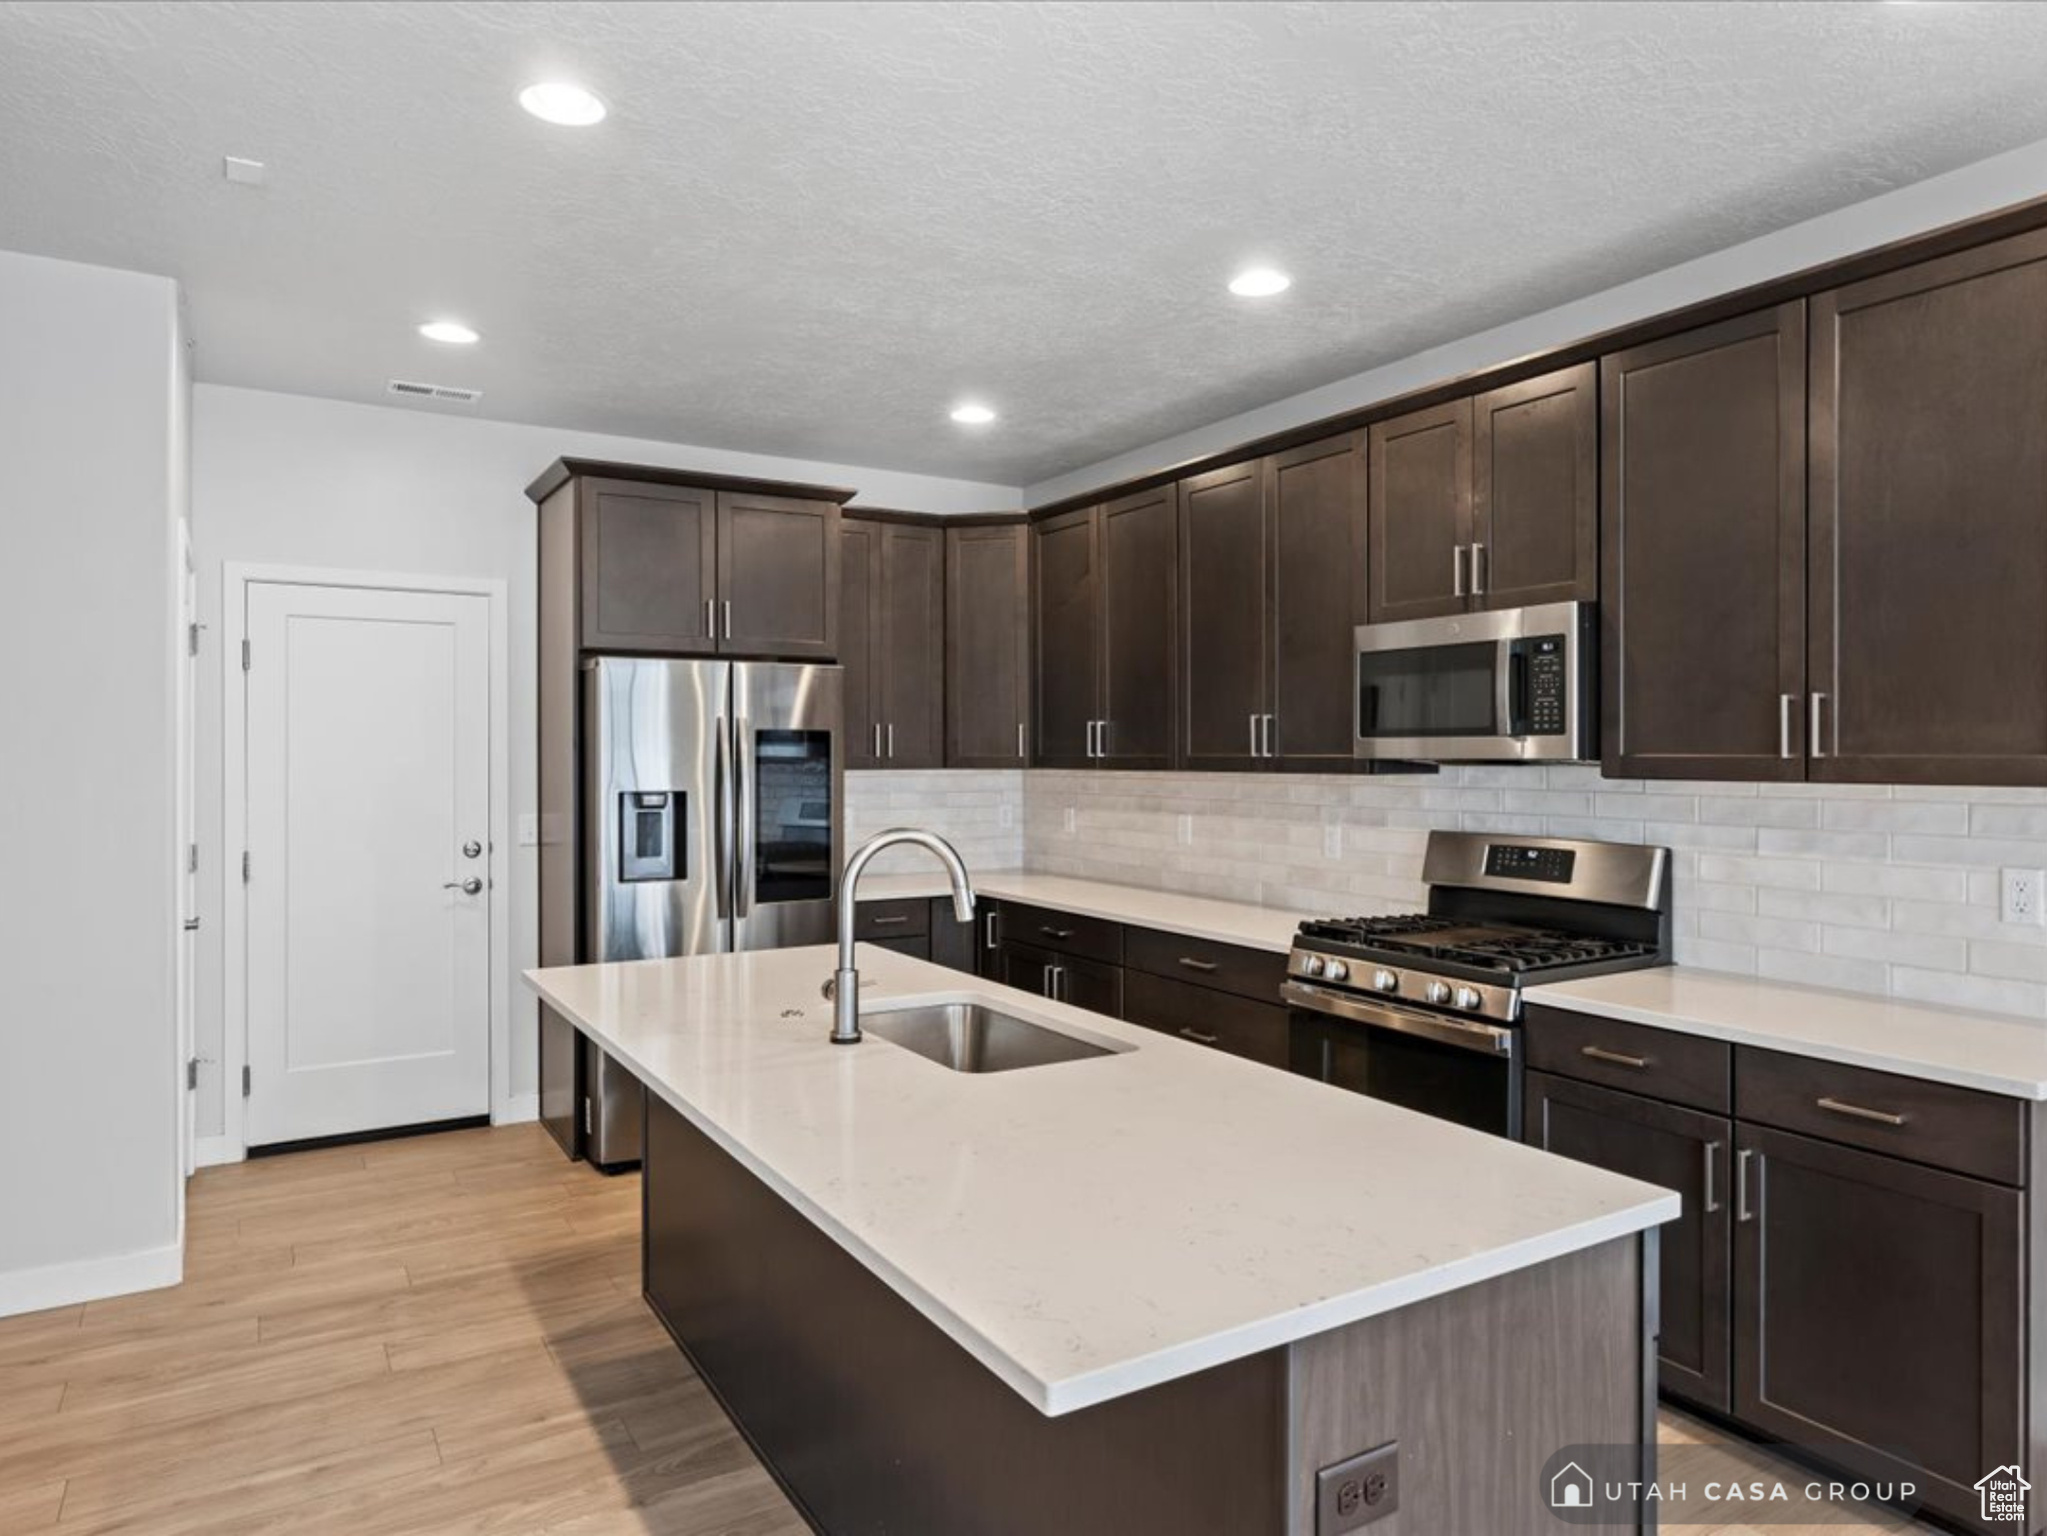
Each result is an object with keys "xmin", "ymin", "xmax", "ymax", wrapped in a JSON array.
[{"xmin": 572, "ymin": 657, "xmax": 843, "ymax": 1168}]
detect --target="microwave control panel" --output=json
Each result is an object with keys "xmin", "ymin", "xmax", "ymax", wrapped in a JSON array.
[{"xmin": 1522, "ymin": 635, "xmax": 1567, "ymax": 735}]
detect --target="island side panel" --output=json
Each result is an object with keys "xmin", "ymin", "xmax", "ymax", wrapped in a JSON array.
[
  {"xmin": 642, "ymin": 1095, "xmax": 1289, "ymax": 1536},
  {"xmin": 1287, "ymin": 1234, "xmax": 1652, "ymax": 1536}
]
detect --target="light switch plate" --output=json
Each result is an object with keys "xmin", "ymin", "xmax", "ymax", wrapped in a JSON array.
[
  {"xmin": 517, "ymin": 814, "xmax": 540, "ymax": 848},
  {"xmin": 1318, "ymin": 1441, "xmax": 1399, "ymax": 1532},
  {"xmin": 1323, "ymin": 823, "xmax": 1344, "ymax": 860},
  {"xmin": 1063, "ymin": 806, "xmax": 1077, "ymax": 835}
]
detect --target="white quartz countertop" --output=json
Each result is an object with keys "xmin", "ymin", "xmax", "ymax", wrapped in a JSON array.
[
  {"xmin": 1528, "ymin": 967, "xmax": 2047, "ymax": 1100},
  {"xmin": 526, "ymin": 946, "xmax": 1674, "ymax": 1415},
  {"xmin": 851, "ymin": 870, "xmax": 1312, "ymax": 953}
]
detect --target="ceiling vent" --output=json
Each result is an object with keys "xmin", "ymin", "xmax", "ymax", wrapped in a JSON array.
[{"xmin": 386, "ymin": 378, "xmax": 483, "ymax": 404}]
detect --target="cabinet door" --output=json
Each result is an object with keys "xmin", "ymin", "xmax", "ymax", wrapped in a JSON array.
[
  {"xmin": 879, "ymin": 523, "xmax": 945, "ymax": 768},
  {"xmin": 1367, "ymin": 398, "xmax": 1472, "ymax": 623},
  {"xmin": 1178, "ymin": 461, "xmax": 1269, "ymax": 771},
  {"xmin": 1810, "ymin": 228, "xmax": 2047, "ymax": 785},
  {"xmin": 1733, "ymin": 1123, "xmax": 2023, "ymax": 1530},
  {"xmin": 1122, "ymin": 971, "xmax": 1288, "ymax": 1069},
  {"xmin": 973, "ymin": 899, "xmax": 1003, "ymax": 979},
  {"xmin": 715, "ymin": 491, "xmax": 839, "ymax": 660},
  {"xmin": 927, "ymin": 899, "xmax": 978, "ymax": 974},
  {"xmin": 1601, "ymin": 305, "xmax": 1807, "ymax": 780},
  {"xmin": 579, "ymin": 478, "xmax": 718, "ymax": 653},
  {"xmin": 1099, "ymin": 485, "xmax": 1178, "ymax": 768},
  {"xmin": 1269, "ymin": 433, "xmax": 1368, "ymax": 768},
  {"xmin": 840, "ymin": 519, "xmax": 884, "ymax": 769},
  {"xmin": 945, "ymin": 523, "xmax": 1029, "ymax": 767},
  {"xmin": 999, "ymin": 941, "xmax": 1122, "ymax": 1017},
  {"xmin": 1472, "ymin": 363, "xmax": 1597, "ymax": 610},
  {"xmin": 1525, "ymin": 1071, "xmax": 1732, "ymax": 1412},
  {"xmin": 1030, "ymin": 505, "xmax": 1101, "ymax": 768}
]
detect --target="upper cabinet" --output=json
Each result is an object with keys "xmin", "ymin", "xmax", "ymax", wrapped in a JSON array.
[
  {"xmin": 1179, "ymin": 460, "xmax": 1269, "ymax": 771},
  {"xmin": 1809, "ymin": 228, "xmax": 2047, "ymax": 785},
  {"xmin": 841, "ymin": 516, "xmax": 944, "ymax": 769},
  {"xmin": 1367, "ymin": 363, "xmax": 1596, "ymax": 623},
  {"xmin": 543, "ymin": 463, "xmax": 848, "ymax": 662},
  {"xmin": 1032, "ymin": 489, "xmax": 1178, "ymax": 769},
  {"xmin": 946, "ymin": 523, "xmax": 1030, "ymax": 768},
  {"xmin": 1601, "ymin": 305, "xmax": 1808, "ymax": 781}
]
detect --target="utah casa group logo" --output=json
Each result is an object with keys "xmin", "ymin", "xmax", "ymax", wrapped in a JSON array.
[{"xmin": 1538, "ymin": 1444, "xmax": 1948, "ymax": 1526}]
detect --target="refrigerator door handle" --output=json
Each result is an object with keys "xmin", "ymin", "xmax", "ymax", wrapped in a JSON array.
[
  {"xmin": 713, "ymin": 716, "xmax": 732, "ymax": 921},
  {"xmin": 733, "ymin": 715, "xmax": 754, "ymax": 918}
]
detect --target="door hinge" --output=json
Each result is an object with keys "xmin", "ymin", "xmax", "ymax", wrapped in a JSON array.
[
  {"xmin": 241, "ymin": 850, "xmax": 251, "ymax": 883},
  {"xmin": 188, "ymin": 842, "xmax": 199, "ymax": 874},
  {"xmin": 242, "ymin": 1065, "xmax": 252, "ymax": 1098},
  {"xmin": 582, "ymin": 1098, "xmax": 592, "ymax": 1136},
  {"xmin": 187, "ymin": 621, "xmax": 201, "ymax": 657},
  {"xmin": 186, "ymin": 1058, "xmax": 199, "ymax": 1091},
  {"xmin": 241, "ymin": 639, "xmax": 251, "ymax": 672}
]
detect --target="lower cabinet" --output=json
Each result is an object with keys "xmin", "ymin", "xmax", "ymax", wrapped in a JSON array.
[
  {"xmin": 1525, "ymin": 1070, "xmax": 1732, "ymax": 1411},
  {"xmin": 1122, "ymin": 971, "xmax": 1288, "ymax": 1069},
  {"xmin": 998, "ymin": 939, "xmax": 1123, "ymax": 1017},
  {"xmin": 1526, "ymin": 1010, "xmax": 2040, "ymax": 1536}
]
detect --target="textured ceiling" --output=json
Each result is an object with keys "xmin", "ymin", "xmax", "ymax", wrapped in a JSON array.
[{"xmin": 6, "ymin": 1, "xmax": 2047, "ymax": 486}]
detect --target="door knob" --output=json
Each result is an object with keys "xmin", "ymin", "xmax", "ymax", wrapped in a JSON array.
[
  {"xmin": 461, "ymin": 840, "xmax": 483, "ymax": 859},
  {"xmin": 443, "ymin": 878, "xmax": 483, "ymax": 895}
]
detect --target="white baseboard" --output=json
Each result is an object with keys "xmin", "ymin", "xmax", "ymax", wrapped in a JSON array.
[
  {"xmin": 493, "ymin": 1092, "xmax": 539, "ymax": 1126},
  {"xmin": 194, "ymin": 1134, "xmax": 245, "ymax": 1168},
  {"xmin": 0, "ymin": 1241, "xmax": 183, "ymax": 1320}
]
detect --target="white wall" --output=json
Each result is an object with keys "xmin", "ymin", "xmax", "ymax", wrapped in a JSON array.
[
  {"xmin": 0, "ymin": 250, "xmax": 185, "ymax": 1314},
  {"xmin": 1027, "ymin": 132, "xmax": 2047, "ymax": 506},
  {"xmin": 190, "ymin": 386, "xmax": 1019, "ymax": 1145}
]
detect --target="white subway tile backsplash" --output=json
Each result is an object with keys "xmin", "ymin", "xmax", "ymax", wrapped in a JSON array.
[{"xmin": 853, "ymin": 765, "xmax": 2047, "ymax": 1019}]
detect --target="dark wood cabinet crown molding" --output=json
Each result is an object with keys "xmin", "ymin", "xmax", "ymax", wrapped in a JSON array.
[{"xmin": 525, "ymin": 456, "xmax": 859, "ymax": 507}]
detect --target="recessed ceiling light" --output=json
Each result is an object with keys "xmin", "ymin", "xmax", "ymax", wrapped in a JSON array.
[
  {"xmin": 418, "ymin": 320, "xmax": 480, "ymax": 345},
  {"xmin": 519, "ymin": 81, "xmax": 607, "ymax": 127},
  {"xmin": 950, "ymin": 402, "xmax": 997, "ymax": 426},
  {"xmin": 1228, "ymin": 267, "xmax": 1292, "ymax": 298}
]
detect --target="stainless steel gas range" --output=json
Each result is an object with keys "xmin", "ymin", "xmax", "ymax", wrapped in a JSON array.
[{"xmin": 1284, "ymin": 831, "xmax": 1671, "ymax": 1137}]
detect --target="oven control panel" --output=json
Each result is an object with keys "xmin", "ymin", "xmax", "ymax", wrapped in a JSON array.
[{"xmin": 1482, "ymin": 843, "xmax": 1576, "ymax": 884}]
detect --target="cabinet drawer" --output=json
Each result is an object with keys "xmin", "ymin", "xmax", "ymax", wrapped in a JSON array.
[
  {"xmin": 1123, "ymin": 926, "xmax": 1287, "ymax": 1006},
  {"xmin": 852, "ymin": 898, "xmax": 929, "ymax": 942},
  {"xmin": 1735, "ymin": 1048, "xmax": 2026, "ymax": 1186},
  {"xmin": 997, "ymin": 902, "xmax": 1123, "ymax": 965},
  {"xmin": 1122, "ymin": 971, "xmax": 1289, "ymax": 1070},
  {"xmin": 1523, "ymin": 1004, "xmax": 1731, "ymax": 1114}
]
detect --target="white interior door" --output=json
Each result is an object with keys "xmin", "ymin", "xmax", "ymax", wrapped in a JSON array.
[
  {"xmin": 177, "ymin": 524, "xmax": 197, "ymax": 1176},
  {"xmin": 244, "ymin": 581, "xmax": 491, "ymax": 1146}
]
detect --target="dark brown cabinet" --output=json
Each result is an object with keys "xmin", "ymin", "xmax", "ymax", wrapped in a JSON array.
[
  {"xmin": 1526, "ymin": 1069, "xmax": 1731, "ymax": 1412},
  {"xmin": 1122, "ymin": 971, "xmax": 1287, "ymax": 1069},
  {"xmin": 715, "ymin": 490, "xmax": 840, "ymax": 660},
  {"xmin": 1268, "ymin": 433, "xmax": 1369, "ymax": 768},
  {"xmin": 1809, "ymin": 227, "xmax": 2047, "ymax": 785},
  {"xmin": 578, "ymin": 478, "xmax": 719, "ymax": 653},
  {"xmin": 1734, "ymin": 1122, "xmax": 2023, "ymax": 1531},
  {"xmin": 1471, "ymin": 363, "xmax": 1597, "ymax": 610},
  {"xmin": 998, "ymin": 940, "xmax": 1123, "ymax": 1016},
  {"xmin": 1179, "ymin": 461, "xmax": 1268, "ymax": 771},
  {"xmin": 841, "ymin": 517, "xmax": 945, "ymax": 768},
  {"xmin": 1031, "ymin": 488, "xmax": 1178, "ymax": 769},
  {"xmin": 945, "ymin": 523, "xmax": 1030, "ymax": 767},
  {"xmin": 1367, "ymin": 398, "xmax": 1472, "ymax": 623},
  {"xmin": 1600, "ymin": 304, "xmax": 1808, "ymax": 780}
]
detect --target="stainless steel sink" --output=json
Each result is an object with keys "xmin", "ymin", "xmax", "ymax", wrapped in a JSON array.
[{"xmin": 861, "ymin": 1003, "xmax": 1123, "ymax": 1074}]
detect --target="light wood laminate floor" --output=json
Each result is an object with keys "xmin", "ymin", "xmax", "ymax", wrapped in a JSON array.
[{"xmin": 0, "ymin": 1123, "xmax": 1934, "ymax": 1535}]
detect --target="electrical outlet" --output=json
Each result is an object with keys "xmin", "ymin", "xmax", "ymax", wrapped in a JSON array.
[
  {"xmin": 1177, "ymin": 813, "xmax": 1194, "ymax": 846},
  {"xmin": 2003, "ymin": 868, "xmax": 2046, "ymax": 927},
  {"xmin": 1323, "ymin": 823, "xmax": 1344, "ymax": 860},
  {"xmin": 1317, "ymin": 1441, "xmax": 1399, "ymax": 1532},
  {"xmin": 998, "ymin": 802, "xmax": 1014, "ymax": 830}
]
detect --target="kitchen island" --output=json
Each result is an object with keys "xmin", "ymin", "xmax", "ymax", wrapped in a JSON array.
[{"xmin": 526, "ymin": 944, "xmax": 1677, "ymax": 1535}]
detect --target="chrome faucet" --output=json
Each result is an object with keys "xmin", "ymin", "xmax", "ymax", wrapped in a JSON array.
[{"xmin": 831, "ymin": 828, "xmax": 976, "ymax": 1045}]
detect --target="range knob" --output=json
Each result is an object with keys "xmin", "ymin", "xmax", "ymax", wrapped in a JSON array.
[
  {"xmin": 1371, "ymin": 968, "xmax": 1399, "ymax": 994},
  {"xmin": 1324, "ymin": 960, "xmax": 1350, "ymax": 982},
  {"xmin": 1424, "ymin": 980, "xmax": 1453, "ymax": 1006},
  {"xmin": 1302, "ymin": 955, "xmax": 1326, "ymax": 978},
  {"xmin": 1453, "ymin": 986, "xmax": 1483, "ymax": 1011}
]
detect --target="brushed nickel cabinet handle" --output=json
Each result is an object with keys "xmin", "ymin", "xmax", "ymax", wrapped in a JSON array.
[
  {"xmin": 1810, "ymin": 691, "xmax": 1828, "ymax": 759},
  {"xmin": 1017, "ymin": 721, "xmax": 1026, "ymax": 760},
  {"xmin": 1581, "ymin": 1045, "xmax": 1650, "ymax": 1070},
  {"xmin": 705, "ymin": 599, "xmax": 715, "ymax": 636},
  {"xmin": 1040, "ymin": 925, "xmax": 1076, "ymax": 940},
  {"xmin": 1249, "ymin": 713, "xmax": 1259, "ymax": 757},
  {"xmin": 1470, "ymin": 541, "xmax": 1487, "ymax": 597},
  {"xmin": 1042, "ymin": 964, "xmax": 1056, "ymax": 998},
  {"xmin": 1177, "ymin": 957, "xmax": 1219, "ymax": 974},
  {"xmin": 886, "ymin": 722, "xmax": 895, "ymax": 759},
  {"xmin": 1178, "ymin": 1028, "xmax": 1220, "ymax": 1046},
  {"xmin": 1702, "ymin": 1140, "xmax": 1722, "ymax": 1215},
  {"xmin": 1735, "ymin": 1148, "xmax": 1755, "ymax": 1223},
  {"xmin": 1816, "ymin": 1096, "xmax": 1908, "ymax": 1127},
  {"xmin": 984, "ymin": 911, "xmax": 1000, "ymax": 951},
  {"xmin": 868, "ymin": 914, "xmax": 910, "ymax": 927},
  {"xmin": 1265, "ymin": 714, "xmax": 1277, "ymax": 758},
  {"xmin": 1452, "ymin": 544, "xmax": 1468, "ymax": 598},
  {"xmin": 1779, "ymin": 693, "xmax": 1797, "ymax": 760},
  {"xmin": 722, "ymin": 599, "xmax": 733, "ymax": 639},
  {"xmin": 872, "ymin": 723, "xmax": 882, "ymax": 758}
]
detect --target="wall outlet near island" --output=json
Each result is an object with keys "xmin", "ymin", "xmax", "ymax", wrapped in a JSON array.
[
  {"xmin": 2002, "ymin": 867, "xmax": 2045, "ymax": 926},
  {"xmin": 1323, "ymin": 823, "xmax": 1344, "ymax": 860}
]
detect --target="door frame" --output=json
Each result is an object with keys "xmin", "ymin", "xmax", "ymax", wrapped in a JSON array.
[{"xmin": 218, "ymin": 563, "xmax": 513, "ymax": 1163}]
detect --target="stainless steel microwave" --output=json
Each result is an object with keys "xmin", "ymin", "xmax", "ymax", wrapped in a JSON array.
[{"xmin": 1354, "ymin": 600, "xmax": 1596, "ymax": 763}]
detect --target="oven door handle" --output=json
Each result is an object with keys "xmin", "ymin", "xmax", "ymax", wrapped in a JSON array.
[{"xmin": 1283, "ymin": 981, "xmax": 1516, "ymax": 1057}]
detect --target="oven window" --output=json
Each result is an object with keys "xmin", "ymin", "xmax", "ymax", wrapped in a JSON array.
[{"xmin": 1358, "ymin": 640, "xmax": 1499, "ymax": 738}]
